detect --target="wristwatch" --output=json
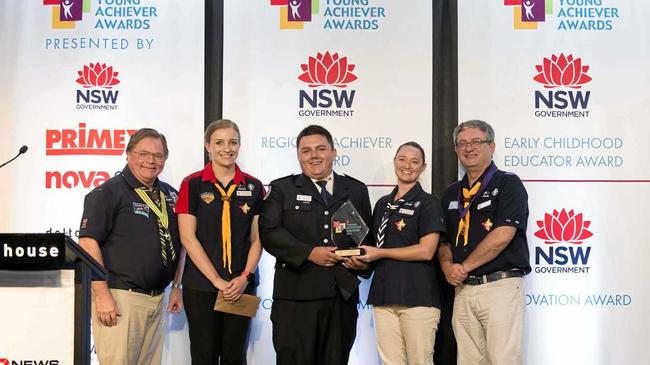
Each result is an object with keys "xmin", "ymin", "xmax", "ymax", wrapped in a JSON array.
[
  {"xmin": 241, "ymin": 271, "xmax": 254, "ymax": 283},
  {"xmin": 171, "ymin": 282, "xmax": 183, "ymax": 289}
]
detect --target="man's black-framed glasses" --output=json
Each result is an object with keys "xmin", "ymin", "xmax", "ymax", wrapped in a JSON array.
[{"xmin": 454, "ymin": 139, "xmax": 492, "ymax": 150}]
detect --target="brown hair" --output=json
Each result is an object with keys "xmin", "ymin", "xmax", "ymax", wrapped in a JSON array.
[
  {"xmin": 395, "ymin": 141, "xmax": 426, "ymax": 164},
  {"xmin": 125, "ymin": 128, "xmax": 169, "ymax": 157},
  {"xmin": 204, "ymin": 119, "xmax": 241, "ymax": 144}
]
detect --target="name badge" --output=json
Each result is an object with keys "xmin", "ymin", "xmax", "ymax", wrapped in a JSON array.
[
  {"xmin": 477, "ymin": 200, "xmax": 492, "ymax": 210},
  {"xmin": 296, "ymin": 194, "xmax": 312, "ymax": 202},
  {"xmin": 448, "ymin": 201, "xmax": 458, "ymax": 210},
  {"xmin": 398, "ymin": 208, "xmax": 415, "ymax": 216},
  {"xmin": 236, "ymin": 190, "xmax": 252, "ymax": 197}
]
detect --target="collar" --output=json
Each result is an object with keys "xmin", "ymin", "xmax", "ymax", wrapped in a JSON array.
[
  {"xmin": 201, "ymin": 162, "xmax": 246, "ymax": 185},
  {"xmin": 121, "ymin": 165, "xmax": 161, "ymax": 190},
  {"xmin": 309, "ymin": 172, "xmax": 333, "ymax": 185},
  {"xmin": 462, "ymin": 161, "xmax": 496, "ymax": 189},
  {"xmin": 389, "ymin": 182, "xmax": 423, "ymax": 203}
]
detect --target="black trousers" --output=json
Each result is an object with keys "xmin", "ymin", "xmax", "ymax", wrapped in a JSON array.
[
  {"xmin": 183, "ymin": 287, "xmax": 254, "ymax": 365},
  {"xmin": 271, "ymin": 291, "xmax": 358, "ymax": 365}
]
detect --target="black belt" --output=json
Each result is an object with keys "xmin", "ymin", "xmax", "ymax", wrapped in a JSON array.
[
  {"xmin": 463, "ymin": 269, "xmax": 525, "ymax": 286},
  {"xmin": 113, "ymin": 285, "xmax": 165, "ymax": 296}
]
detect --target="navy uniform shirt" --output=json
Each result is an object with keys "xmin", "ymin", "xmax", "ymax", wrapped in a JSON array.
[
  {"xmin": 79, "ymin": 166, "xmax": 181, "ymax": 291},
  {"xmin": 367, "ymin": 182, "xmax": 446, "ymax": 308},
  {"xmin": 176, "ymin": 163, "xmax": 264, "ymax": 292},
  {"xmin": 440, "ymin": 163, "xmax": 531, "ymax": 277}
]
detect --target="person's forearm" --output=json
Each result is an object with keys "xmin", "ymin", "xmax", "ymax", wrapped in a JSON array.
[
  {"xmin": 462, "ymin": 226, "xmax": 515, "ymax": 272},
  {"xmin": 79, "ymin": 237, "xmax": 110, "ymax": 297},
  {"xmin": 437, "ymin": 242, "xmax": 454, "ymax": 267},
  {"xmin": 381, "ymin": 241, "xmax": 437, "ymax": 261},
  {"xmin": 172, "ymin": 248, "xmax": 186, "ymax": 284}
]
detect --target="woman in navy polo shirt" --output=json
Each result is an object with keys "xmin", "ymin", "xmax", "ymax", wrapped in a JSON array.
[
  {"xmin": 175, "ymin": 119, "xmax": 264, "ymax": 365},
  {"xmin": 359, "ymin": 142, "xmax": 446, "ymax": 365}
]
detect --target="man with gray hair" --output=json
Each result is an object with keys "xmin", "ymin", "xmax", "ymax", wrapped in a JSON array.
[
  {"xmin": 79, "ymin": 128, "xmax": 185, "ymax": 365},
  {"xmin": 438, "ymin": 120, "xmax": 531, "ymax": 365}
]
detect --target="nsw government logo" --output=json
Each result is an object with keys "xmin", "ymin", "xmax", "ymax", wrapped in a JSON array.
[
  {"xmin": 297, "ymin": 51, "xmax": 357, "ymax": 117},
  {"xmin": 533, "ymin": 208, "xmax": 593, "ymax": 274},
  {"xmin": 75, "ymin": 62, "xmax": 120, "ymax": 111},
  {"xmin": 532, "ymin": 53, "xmax": 592, "ymax": 118}
]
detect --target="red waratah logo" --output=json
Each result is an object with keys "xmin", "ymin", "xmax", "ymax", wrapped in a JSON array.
[
  {"xmin": 76, "ymin": 62, "xmax": 120, "ymax": 89},
  {"xmin": 298, "ymin": 51, "xmax": 357, "ymax": 88},
  {"xmin": 534, "ymin": 208, "xmax": 593, "ymax": 245},
  {"xmin": 533, "ymin": 53, "xmax": 592, "ymax": 89}
]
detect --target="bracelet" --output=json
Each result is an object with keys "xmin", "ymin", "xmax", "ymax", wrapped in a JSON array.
[{"xmin": 171, "ymin": 282, "xmax": 183, "ymax": 289}]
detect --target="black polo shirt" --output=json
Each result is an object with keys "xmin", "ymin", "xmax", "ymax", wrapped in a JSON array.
[
  {"xmin": 440, "ymin": 163, "xmax": 531, "ymax": 277},
  {"xmin": 79, "ymin": 166, "xmax": 181, "ymax": 291},
  {"xmin": 367, "ymin": 182, "xmax": 446, "ymax": 308},
  {"xmin": 176, "ymin": 163, "xmax": 264, "ymax": 292}
]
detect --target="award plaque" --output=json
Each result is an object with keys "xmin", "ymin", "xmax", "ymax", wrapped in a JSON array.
[{"xmin": 331, "ymin": 200, "xmax": 369, "ymax": 257}]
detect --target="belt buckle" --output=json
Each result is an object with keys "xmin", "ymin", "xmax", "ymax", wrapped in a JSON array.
[{"xmin": 481, "ymin": 274, "xmax": 489, "ymax": 284}]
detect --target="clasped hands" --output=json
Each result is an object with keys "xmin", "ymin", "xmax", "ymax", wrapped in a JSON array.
[{"xmin": 442, "ymin": 262, "xmax": 468, "ymax": 287}]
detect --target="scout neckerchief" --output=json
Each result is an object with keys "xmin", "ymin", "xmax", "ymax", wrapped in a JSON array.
[
  {"xmin": 456, "ymin": 162, "xmax": 497, "ymax": 247},
  {"xmin": 376, "ymin": 197, "xmax": 406, "ymax": 248},
  {"xmin": 134, "ymin": 187, "xmax": 177, "ymax": 266},
  {"xmin": 214, "ymin": 182, "xmax": 237, "ymax": 273}
]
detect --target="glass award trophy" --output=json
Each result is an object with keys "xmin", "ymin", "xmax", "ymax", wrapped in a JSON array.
[{"xmin": 331, "ymin": 200, "xmax": 369, "ymax": 257}]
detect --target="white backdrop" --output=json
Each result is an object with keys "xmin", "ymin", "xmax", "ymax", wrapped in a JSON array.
[
  {"xmin": 0, "ymin": 1, "xmax": 204, "ymax": 364},
  {"xmin": 222, "ymin": 0, "xmax": 432, "ymax": 363},
  {"xmin": 458, "ymin": 1, "xmax": 648, "ymax": 364}
]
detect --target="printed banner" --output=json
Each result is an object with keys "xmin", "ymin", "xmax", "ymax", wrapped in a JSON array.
[
  {"xmin": 458, "ymin": 1, "xmax": 649, "ymax": 363},
  {"xmin": 223, "ymin": 1, "xmax": 433, "ymax": 363},
  {"xmin": 0, "ymin": 1, "xmax": 204, "ymax": 364}
]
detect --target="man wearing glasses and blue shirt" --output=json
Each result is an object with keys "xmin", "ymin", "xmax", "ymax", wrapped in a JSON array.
[
  {"xmin": 78, "ymin": 128, "xmax": 184, "ymax": 365},
  {"xmin": 438, "ymin": 120, "xmax": 531, "ymax": 365}
]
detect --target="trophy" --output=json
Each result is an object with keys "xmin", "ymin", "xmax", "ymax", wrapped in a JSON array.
[{"xmin": 331, "ymin": 200, "xmax": 369, "ymax": 257}]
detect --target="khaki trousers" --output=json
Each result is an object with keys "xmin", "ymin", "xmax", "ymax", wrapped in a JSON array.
[
  {"xmin": 91, "ymin": 288, "xmax": 165, "ymax": 365},
  {"xmin": 452, "ymin": 277, "xmax": 524, "ymax": 365},
  {"xmin": 373, "ymin": 305, "xmax": 441, "ymax": 365}
]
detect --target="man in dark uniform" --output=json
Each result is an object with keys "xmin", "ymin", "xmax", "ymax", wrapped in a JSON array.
[
  {"xmin": 260, "ymin": 125, "xmax": 372, "ymax": 365},
  {"xmin": 78, "ymin": 128, "xmax": 184, "ymax": 365},
  {"xmin": 438, "ymin": 120, "xmax": 531, "ymax": 365}
]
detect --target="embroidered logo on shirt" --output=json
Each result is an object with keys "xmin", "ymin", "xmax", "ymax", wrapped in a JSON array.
[
  {"xmin": 240, "ymin": 202, "xmax": 251, "ymax": 214},
  {"xmin": 482, "ymin": 218, "xmax": 494, "ymax": 232},
  {"xmin": 81, "ymin": 218, "xmax": 88, "ymax": 229},
  {"xmin": 492, "ymin": 188, "xmax": 499, "ymax": 196},
  {"xmin": 414, "ymin": 201, "xmax": 421, "ymax": 208},
  {"xmin": 201, "ymin": 192, "xmax": 215, "ymax": 204},
  {"xmin": 248, "ymin": 183, "xmax": 255, "ymax": 191},
  {"xmin": 132, "ymin": 202, "xmax": 150, "ymax": 218},
  {"xmin": 395, "ymin": 219, "xmax": 406, "ymax": 231}
]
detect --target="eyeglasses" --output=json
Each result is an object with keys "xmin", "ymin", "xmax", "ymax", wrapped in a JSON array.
[
  {"xmin": 131, "ymin": 150, "xmax": 166, "ymax": 162},
  {"xmin": 454, "ymin": 139, "xmax": 492, "ymax": 150}
]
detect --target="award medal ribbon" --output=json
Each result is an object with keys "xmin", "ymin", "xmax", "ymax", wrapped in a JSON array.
[
  {"xmin": 134, "ymin": 187, "xmax": 176, "ymax": 266},
  {"xmin": 455, "ymin": 163, "xmax": 497, "ymax": 247},
  {"xmin": 214, "ymin": 183, "xmax": 237, "ymax": 273}
]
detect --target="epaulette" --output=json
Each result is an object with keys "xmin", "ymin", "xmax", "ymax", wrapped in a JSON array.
[{"xmin": 343, "ymin": 174, "xmax": 366, "ymax": 185}]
